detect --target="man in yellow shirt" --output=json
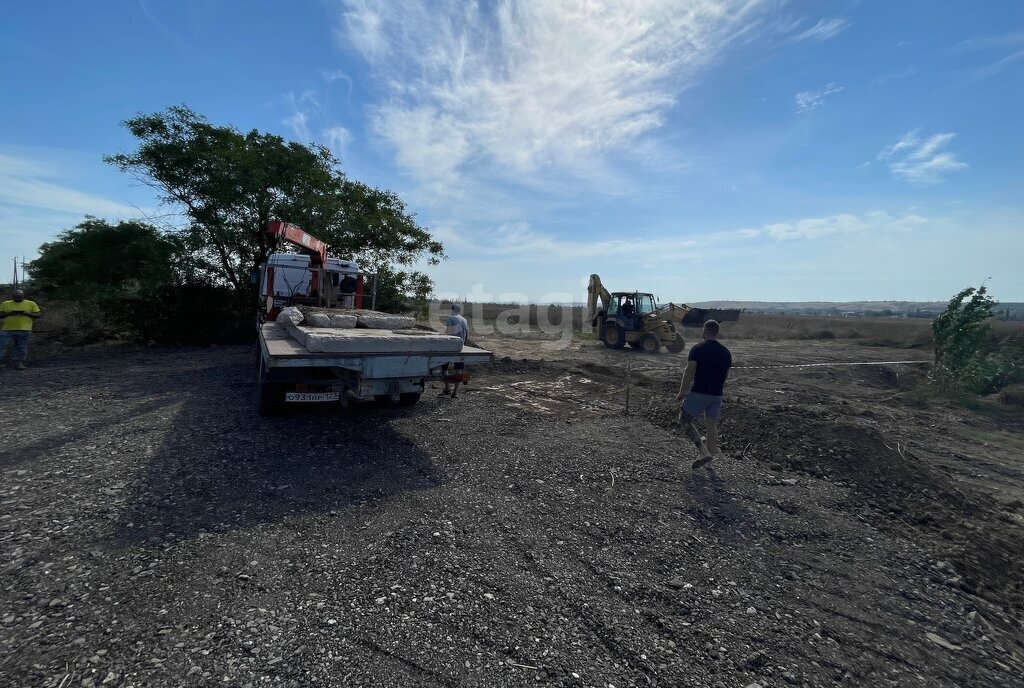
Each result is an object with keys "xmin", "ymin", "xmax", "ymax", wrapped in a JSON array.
[{"xmin": 1, "ymin": 289, "xmax": 42, "ymax": 370}]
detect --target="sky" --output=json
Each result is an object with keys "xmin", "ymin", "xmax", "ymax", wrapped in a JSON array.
[{"xmin": 2, "ymin": 0, "xmax": 1023, "ymax": 304}]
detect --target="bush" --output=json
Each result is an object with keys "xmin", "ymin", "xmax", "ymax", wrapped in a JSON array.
[{"xmin": 121, "ymin": 284, "xmax": 254, "ymax": 345}]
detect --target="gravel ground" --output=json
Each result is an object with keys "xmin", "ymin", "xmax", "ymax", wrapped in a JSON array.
[{"xmin": 1, "ymin": 341, "xmax": 1022, "ymax": 687}]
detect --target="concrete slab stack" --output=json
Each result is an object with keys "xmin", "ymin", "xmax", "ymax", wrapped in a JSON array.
[{"xmin": 276, "ymin": 306, "xmax": 460, "ymax": 354}]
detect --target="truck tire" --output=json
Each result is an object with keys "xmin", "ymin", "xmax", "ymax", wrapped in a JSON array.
[
  {"xmin": 256, "ymin": 361, "xmax": 283, "ymax": 416},
  {"xmin": 666, "ymin": 335, "xmax": 686, "ymax": 353},
  {"xmin": 639, "ymin": 333, "xmax": 662, "ymax": 354},
  {"xmin": 602, "ymin": 323, "xmax": 626, "ymax": 349},
  {"xmin": 398, "ymin": 392, "xmax": 422, "ymax": 407}
]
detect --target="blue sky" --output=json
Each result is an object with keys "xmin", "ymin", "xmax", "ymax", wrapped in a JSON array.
[{"xmin": 2, "ymin": 1, "xmax": 1022, "ymax": 303}]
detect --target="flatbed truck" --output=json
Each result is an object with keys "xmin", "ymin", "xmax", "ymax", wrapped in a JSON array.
[{"xmin": 256, "ymin": 322, "xmax": 492, "ymax": 414}]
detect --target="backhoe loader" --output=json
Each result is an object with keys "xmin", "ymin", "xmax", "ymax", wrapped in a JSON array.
[{"xmin": 586, "ymin": 274, "xmax": 740, "ymax": 354}]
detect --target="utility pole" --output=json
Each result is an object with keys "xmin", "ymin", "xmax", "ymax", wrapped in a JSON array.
[{"xmin": 11, "ymin": 257, "xmax": 17, "ymax": 288}]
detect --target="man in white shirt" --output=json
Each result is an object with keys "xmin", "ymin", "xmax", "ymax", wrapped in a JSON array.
[{"xmin": 441, "ymin": 304, "xmax": 469, "ymax": 398}]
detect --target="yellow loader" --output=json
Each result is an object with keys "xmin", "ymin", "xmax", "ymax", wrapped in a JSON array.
[{"xmin": 586, "ymin": 274, "xmax": 740, "ymax": 354}]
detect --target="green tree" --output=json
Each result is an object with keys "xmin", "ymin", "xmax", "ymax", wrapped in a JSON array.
[
  {"xmin": 371, "ymin": 265, "xmax": 434, "ymax": 316},
  {"xmin": 28, "ymin": 217, "xmax": 179, "ymax": 298},
  {"xmin": 931, "ymin": 285, "xmax": 1013, "ymax": 393},
  {"xmin": 105, "ymin": 105, "xmax": 444, "ymax": 294}
]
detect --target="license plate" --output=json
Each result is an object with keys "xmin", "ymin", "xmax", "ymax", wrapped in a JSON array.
[{"xmin": 285, "ymin": 392, "xmax": 340, "ymax": 403}]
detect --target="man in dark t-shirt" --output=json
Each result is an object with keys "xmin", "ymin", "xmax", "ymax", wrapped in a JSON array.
[{"xmin": 675, "ymin": 319, "xmax": 732, "ymax": 469}]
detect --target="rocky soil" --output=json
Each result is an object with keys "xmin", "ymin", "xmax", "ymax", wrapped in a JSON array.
[{"xmin": 1, "ymin": 337, "xmax": 1022, "ymax": 687}]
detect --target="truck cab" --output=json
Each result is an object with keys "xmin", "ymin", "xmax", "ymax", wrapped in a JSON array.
[{"xmin": 258, "ymin": 252, "xmax": 371, "ymax": 322}]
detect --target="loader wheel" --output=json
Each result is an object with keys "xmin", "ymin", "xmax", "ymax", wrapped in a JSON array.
[
  {"xmin": 639, "ymin": 333, "xmax": 662, "ymax": 354},
  {"xmin": 602, "ymin": 323, "xmax": 626, "ymax": 349},
  {"xmin": 666, "ymin": 335, "xmax": 686, "ymax": 354}
]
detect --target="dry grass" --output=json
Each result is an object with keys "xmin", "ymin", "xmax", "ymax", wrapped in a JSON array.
[
  {"xmin": 723, "ymin": 313, "xmax": 935, "ymax": 347},
  {"xmin": 998, "ymin": 383, "xmax": 1024, "ymax": 407}
]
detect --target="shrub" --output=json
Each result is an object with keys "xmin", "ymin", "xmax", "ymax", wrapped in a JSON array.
[{"xmin": 122, "ymin": 284, "xmax": 254, "ymax": 345}]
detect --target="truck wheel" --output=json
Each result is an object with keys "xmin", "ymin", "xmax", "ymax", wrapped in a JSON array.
[
  {"xmin": 639, "ymin": 333, "xmax": 662, "ymax": 354},
  {"xmin": 666, "ymin": 335, "xmax": 686, "ymax": 353},
  {"xmin": 602, "ymin": 323, "xmax": 626, "ymax": 349},
  {"xmin": 257, "ymin": 381, "xmax": 283, "ymax": 415},
  {"xmin": 256, "ymin": 363, "xmax": 283, "ymax": 416},
  {"xmin": 398, "ymin": 392, "xmax": 422, "ymax": 407}
]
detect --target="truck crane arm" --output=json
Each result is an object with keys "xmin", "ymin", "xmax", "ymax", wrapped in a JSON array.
[{"xmin": 265, "ymin": 220, "xmax": 328, "ymax": 269}]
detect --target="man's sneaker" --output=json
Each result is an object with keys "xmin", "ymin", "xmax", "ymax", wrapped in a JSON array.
[{"xmin": 691, "ymin": 454, "xmax": 715, "ymax": 470}]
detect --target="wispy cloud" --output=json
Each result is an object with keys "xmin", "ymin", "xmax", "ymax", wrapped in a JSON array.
[
  {"xmin": 951, "ymin": 31, "xmax": 1024, "ymax": 53},
  {"xmin": 869, "ymin": 66, "xmax": 916, "ymax": 87},
  {"xmin": 334, "ymin": 0, "xmax": 770, "ymax": 195},
  {"xmin": 950, "ymin": 32, "xmax": 1024, "ymax": 83},
  {"xmin": 283, "ymin": 90, "xmax": 322, "ymax": 141},
  {"xmin": 0, "ymin": 150, "xmax": 144, "ymax": 259},
  {"xmin": 741, "ymin": 211, "xmax": 925, "ymax": 241},
  {"xmin": 790, "ymin": 17, "xmax": 850, "ymax": 43},
  {"xmin": 878, "ymin": 130, "xmax": 967, "ymax": 186},
  {"xmin": 970, "ymin": 48, "xmax": 1024, "ymax": 80},
  {"xmin": 435, "ymin": 221, "xmax": 698, "ymax": 262},
  {"xmin": 321, "ymin": 126, "xmax": 351, "ymax": 156},
  {"xmin": 0, "ymin": 152, "xmax": 137, "ymax": 217},
  {"xmin": 438, "ymin": 210, "xmax": 925, "ymax": 264},
  {"xmin": 794, "ymin": 82, "xmax": 843, "ymax": 113}
]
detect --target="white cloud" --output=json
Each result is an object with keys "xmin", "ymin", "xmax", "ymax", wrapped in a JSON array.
[
  {"xmin": 878, "ymin": 129, "xmax": 967, "ymax": 185},
  {"xmin": 335, "ymin": 0, "xmax": 769, "ymax": 194},
  {"xmin": 794, "ymin": 82, "xmax": 843, "ymax": 113},
  {"xmin": 790, "ymin": 17, "xmax": 850, "ymax": 43}
]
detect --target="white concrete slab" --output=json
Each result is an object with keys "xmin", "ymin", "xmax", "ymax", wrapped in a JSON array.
[
  {"xmin": 290, "ymin": 326, "xmax": 463, "ymax": 354},
  {"xmin": 277, "ymin": 306, "xmax": 304, "ymax": 327},
  {"xmin": 285, "ymin": 323, "xmax": 309, "ymax": 347},
  {"xmin": 357, "ymin": 313, "xmax": 416, "ymax": 330},
  {"xmin": 329, "ymin": 314, "xmax": 358, "ymax": 328},
  {"xmin": 305, "ymin": 312, "xmax": 332, "ymax": 328}
]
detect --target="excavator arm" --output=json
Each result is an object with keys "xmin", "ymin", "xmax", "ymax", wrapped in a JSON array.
[{"xmin": 587, "ymin": 274, "xmax": 612, "ymax": 333}]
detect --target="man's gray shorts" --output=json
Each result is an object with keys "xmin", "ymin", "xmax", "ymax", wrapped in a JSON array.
[{"xmin": 682, "ymin": 392, "xmax": 723, "ymax": 419}]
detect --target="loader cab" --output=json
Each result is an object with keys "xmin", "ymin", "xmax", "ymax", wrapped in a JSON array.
[{"xmin": 608, "ymin": 292, "xmax": 657, "ymax": 330}]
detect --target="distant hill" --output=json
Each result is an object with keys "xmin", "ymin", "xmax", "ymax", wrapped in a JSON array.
[{"xmin": 691, "ymin": 300, "xmax": 1024, "ymax": 319}]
